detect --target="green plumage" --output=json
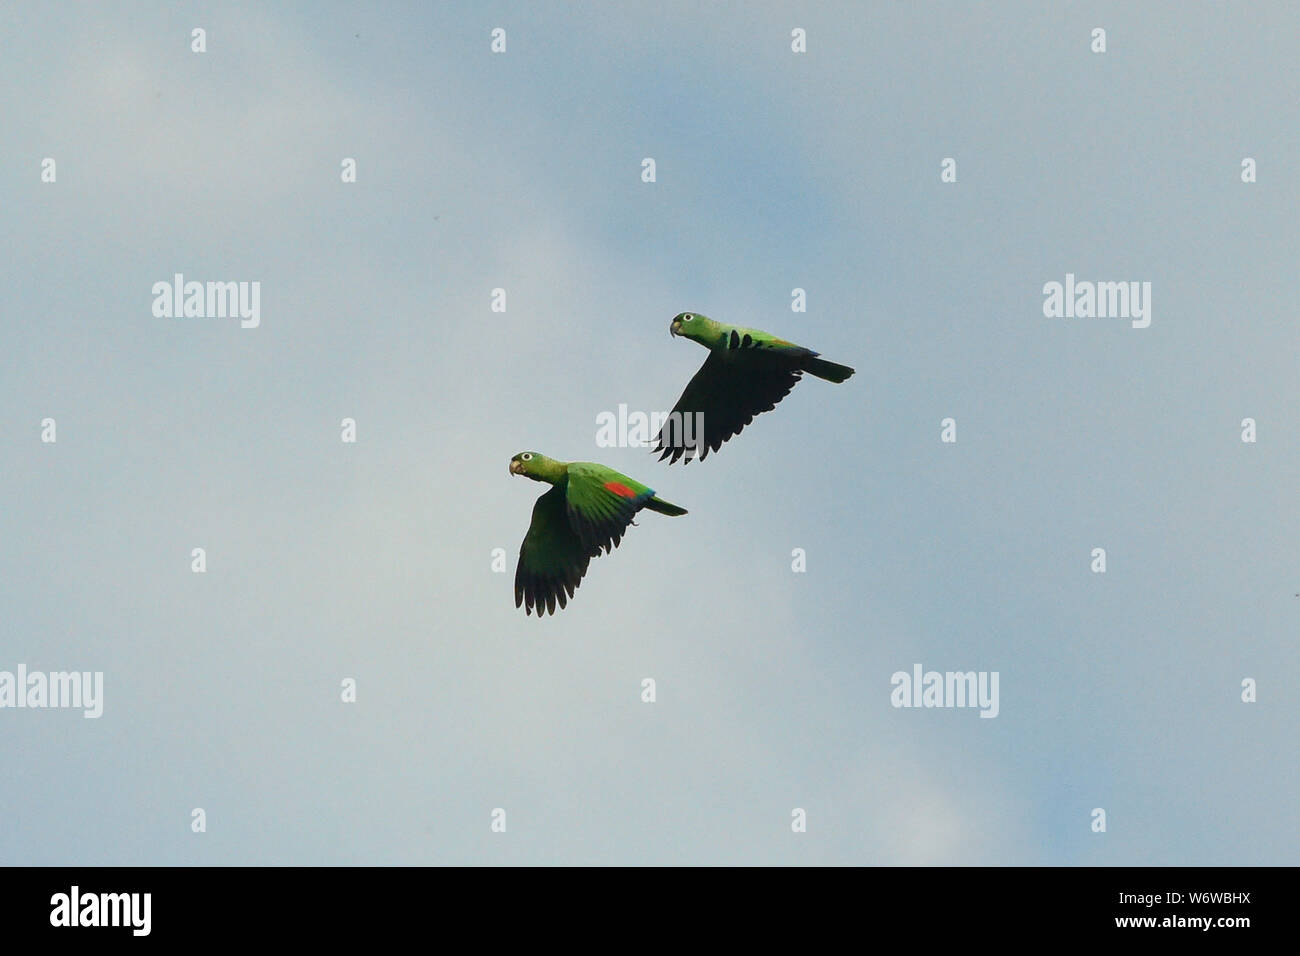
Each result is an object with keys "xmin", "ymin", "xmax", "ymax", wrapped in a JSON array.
[
  {"xmin": 655, "ymin": 312, "xmax": 855, "ymax": 463},
  {"xmin": 509, "ymin": 453, "xmax": 686, "ymax": 616}
]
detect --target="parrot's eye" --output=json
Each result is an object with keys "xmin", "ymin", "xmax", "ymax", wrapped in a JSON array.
[
  {"xmin": 521, "ymin": 453, "xmax": 533, "ymax": 461},
  {"xmin": 683, "ymin": 314, "xmax": 694, "ymax": 322}
]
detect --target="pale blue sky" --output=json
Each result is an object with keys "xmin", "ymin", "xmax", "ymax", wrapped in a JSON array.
[{"xmin": 1, "ymin": 1, "xmax": 1296, "ymax": 864}]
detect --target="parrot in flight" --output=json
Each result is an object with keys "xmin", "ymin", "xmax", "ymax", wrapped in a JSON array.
[
  {"xmin": 509, "ymin": 452, "xmax": 687, "ymax": 616},
  {"xmin": 654, "ymin": 312, "xmax": 855, "ymax": 463}
]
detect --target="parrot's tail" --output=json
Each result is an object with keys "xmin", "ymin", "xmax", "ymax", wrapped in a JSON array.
[
  {"xmin": 801, "ymin": 356, "xmax": 855, "ymax": 383},
  {"xmin": 644, "ymin": 497, "xmax": 688, "ymax": 517}
]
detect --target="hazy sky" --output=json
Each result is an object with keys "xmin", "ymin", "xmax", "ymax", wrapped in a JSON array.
[{"xmin": 1, "ymin": 1, "xmax": 1296, "ymax": 865}]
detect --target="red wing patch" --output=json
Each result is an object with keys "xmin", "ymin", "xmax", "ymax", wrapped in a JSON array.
[{"xmin": 603, "ymin": 481, "xmax": 638, "ymax": 498}]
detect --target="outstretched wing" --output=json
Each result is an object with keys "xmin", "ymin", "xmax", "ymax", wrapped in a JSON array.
[
  {"xmin": 654, "ymin": 349, "xmax": 803, "ymax": 463},
  {"xmin": 515, "ymin": 485, "xmax": 591, "ymax": 617},
  {"xmin": 564, "ymin": 462, "xmax": 656, "ymax": 556}
]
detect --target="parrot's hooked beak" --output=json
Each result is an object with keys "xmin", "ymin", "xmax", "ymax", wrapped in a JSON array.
[
  {"xmin": 669, "ymin": 320, "xmax": 681, "ymax": 337},
  {"xmin": 509, "ymin": 460, "xmax": 521, "ymax": 475}
]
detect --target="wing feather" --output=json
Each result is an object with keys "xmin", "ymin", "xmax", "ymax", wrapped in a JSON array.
[
  {"xmin": 515, "ymin": 485, "xmax": 591, "ymax": 617},
  {"xmin": 564, "ymin": 463, "xmax": 655, "ymax": 556},
  {"xmin": 654, "ymin": 350, "xmax": 803, "ymax": 463}
]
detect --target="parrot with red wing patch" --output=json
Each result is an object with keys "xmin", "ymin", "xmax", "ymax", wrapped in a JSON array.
[{"xmin": 508, "ymin": 452, "xmax": 687, "ymax": 616}]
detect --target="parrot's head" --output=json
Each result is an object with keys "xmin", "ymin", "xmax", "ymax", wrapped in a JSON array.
[
  {"xmin": 509, "ymin": 451, "xmax": 561, "ymax": 482},
  {"xmin": 669, "ymin": 311, "xmax": 716, "ymax": 343}
]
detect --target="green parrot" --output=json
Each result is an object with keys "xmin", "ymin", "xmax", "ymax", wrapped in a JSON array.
[
  {"xmin": 509, "ymin": 452, "xmax": 687, "ymax": 616},
  {"xmin": 655, "ymin": 312, "xmax": 855, "ymax": 463}
]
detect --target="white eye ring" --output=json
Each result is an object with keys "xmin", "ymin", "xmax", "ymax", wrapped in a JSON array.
[
  {"xmin": 683, "ymin": 314, "xmax": 694, "ymax": 322},
  {"xmin": 521, "ymin": 453, "xmax": 533, "ymax": 461}
]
